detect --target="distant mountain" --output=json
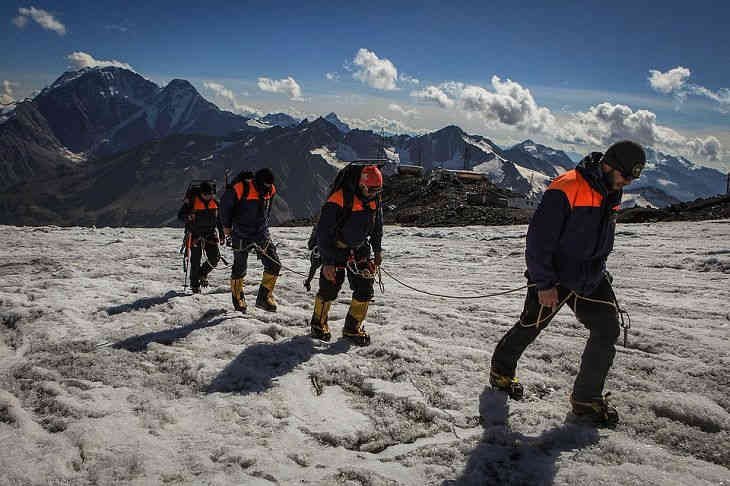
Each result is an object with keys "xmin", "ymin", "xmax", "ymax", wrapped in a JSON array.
[
  {"xmin": 622, "ymin": 186, "xmax": 681, "ymax": 209},
  {"xmin": 503, "ymin": 140, "xmax": 575, "ymax": 177},
  {"xmin": 261, "ymin": 112, "xmax": 300, "ymax": 128},
  {"xmin": 0, "ymin": 118, "xmax": 351, "ymax": 226},
  {"xmin": 631, "ymin": 148, "xmax": 726, "ymax": 204},
  {"xmin": 324, "ymin": 112, "xmax": 350, "ymax": 133},
  {"xmin": 0, "ymin": 66, "xmax": 259, "ymax": 189}
]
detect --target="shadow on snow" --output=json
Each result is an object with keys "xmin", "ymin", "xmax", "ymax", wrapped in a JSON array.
[
  {"xmin": 105, "ymin": 290, "xmax": 186, "ymax": 315},
  {"xmin": 445, "ymin": 388, "xmax": 600, "ymax": 486},
  {"xmin": 112, "ymin": 308, "xmax": 231, "ymax": 351},
  {"xmin": 205, "ymin": 336, "xmax": 351, "ymax": 395}
]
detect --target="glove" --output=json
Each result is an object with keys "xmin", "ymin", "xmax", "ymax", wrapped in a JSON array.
[
  {"xmin": 225, "ymin": 235, "xmax": 232, "ymax": 247},
  {"xmin": 322, "ymin": 264, "xmax": 337, "ymax": 282},
  {"xmin": 186, "ymin": 213, "xmax": 194, "ymax": 222},
  {"xmin": 374, "ymin": 251, "xmax": 383, "ymax": 267},
  {"xmin": 218, "ymin": 232, "xmax": 225, "ymax": 245}
]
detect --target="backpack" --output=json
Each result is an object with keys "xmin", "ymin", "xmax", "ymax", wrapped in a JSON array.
[
  {"xmin": 229, "ymin": 170, "xmax": 273, "ymax": 218},
  {"xmin": 307, "ymin": 163, "xmax": 375, "ymax": 250},
  {"xmin": 184, "ymin": 179, "xmax": 217, "ymax": 201}
]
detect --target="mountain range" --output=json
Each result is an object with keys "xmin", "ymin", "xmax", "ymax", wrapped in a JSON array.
[{"xmin": 0, "ymin": 66, "xmax": 726, "ymax": 226}]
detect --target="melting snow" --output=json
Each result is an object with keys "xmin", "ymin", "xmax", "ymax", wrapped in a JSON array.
[{"xmin": 0, "ymin": 221, "xmax": 729, "ymax": 485}]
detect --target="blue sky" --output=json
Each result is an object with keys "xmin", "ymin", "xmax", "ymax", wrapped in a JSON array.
[{"xmin": 1, "ymin": 1, "xmax": 728, "ymax": 170}]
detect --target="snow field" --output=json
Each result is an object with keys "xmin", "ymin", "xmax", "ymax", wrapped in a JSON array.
[{"xmin": 0, "ymin": 221, "xmax": 729, "ymax": 485}]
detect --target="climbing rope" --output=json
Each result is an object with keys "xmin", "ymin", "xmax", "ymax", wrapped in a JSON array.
[{"xmin": 378, "ymin": 266, "xmax": 531, "ymax": 299}]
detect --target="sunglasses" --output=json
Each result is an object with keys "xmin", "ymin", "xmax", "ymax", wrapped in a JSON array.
[{"xmin": 608, "ymin": 158, "xmax": 643, "ymax": 181}]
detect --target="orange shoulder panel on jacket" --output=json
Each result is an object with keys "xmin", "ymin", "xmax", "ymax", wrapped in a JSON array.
[
  {"xmin": 270, "ymin": 185, "xmax": 276, "ymax": 197},
  {"xmin": 233, "ymin": 181, "xmax": 244, "ymax": 201},
  {"xmin": 192, "ymin": 197, "xmax": 206, "ymax": 210},
  {"xmin": 352, "ymin": 195, "xmax": 365, "ymax": 211},
  {"xmin": 247, "ymin": 180, "xmax": 261, "ymax": 200},
  {"xmin": 327, "ymin": 189, "xmax": 344, "ymax": 207},
  {"xmin": 547, "ymin": 170, "xmax": 602, "ymax": 209}
]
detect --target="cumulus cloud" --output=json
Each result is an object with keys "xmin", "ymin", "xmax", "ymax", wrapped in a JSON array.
[
  {"xmin": 557, "ymin": 102, "xmax": 722, "ymax": 161},
  {"xmin": 399, "ymin": 73, "xmax": 419, "ymax": 85},
  {"xmin": 648, "ymin": 66, "xmax": 690, "ymax": 94},
  {"xmin": 203, "ymin": 81, "xmax": 263, "ymax": 117},
  {"xmin": 1, "ymin": 80, "xmax": 17, "ymax": 105},
  {"xmin": 257, "ymin": 76, "xmax": 303, "ymax": 101},
  {"xmin": 411, "ymin": 85, "xmax": 455, "ymax": 108},
  {"xmin": 12, "ymin": 7, "xmax": 66, "ymax": 35},
  {"xmin": 67, "ymin": 52, "xmax": 134, "ymax": 71},
  {"xmin": 325, "ymin": 72, "xmax": 339, "ymax": 81},
  {"xmin": 352, "ymin": 48, "xmax": 399, "ymax": 91},
  {"xmin": 649, "ymin": 66, "xmax": 730, "ymax": 111},
  {"xmin": 412, "ymin": 77, "xmax": 555, "ymax": 132},
  {"xmin": 342, "ymin": 114, "xmax": 426, "ymax": 136},
  {"xmin": 686, "ymin": 136, "xmax": 722, "ymax": 160},
  {"xmin": 388, "ymin": 103, "xmax": 418, "ymax": 118}
]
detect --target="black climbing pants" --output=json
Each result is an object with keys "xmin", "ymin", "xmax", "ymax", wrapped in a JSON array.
[
  {"xmin": 190, "ymin": 234, "xmax": 220, "ymax": 288},
  {"xmin": 316, "ymin": 245, "xmax": 374, "ymax": 302},
  {"xmin": 491, "ymin": 276, "xmax": 620, "ymax": 401},
  {"xmin": 231, "ymin": 236, "xmax": 281, "ymax": 279}
]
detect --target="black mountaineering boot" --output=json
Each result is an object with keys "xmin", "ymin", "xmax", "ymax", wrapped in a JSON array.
[
  {"xmin": 570, "ymin": 393, "xmax": 619, "ymax": 428},
  {"xmin": 342, "ymin": 298, "xmax": 371, "ymax": 346},
  {"xmin": 489, "ymin": 371, "xmax": 524, "ymax": 400},
  {"xmin": 310, "ymin": 295, "xmax": 332, "ymax": 342},
  {"xmin": 256, "ymin": 272, "xmax": 278, "ymax": 312},
  {"xmin": 231, "ymin": 278, "xmax": 246, "ymax": 313}
]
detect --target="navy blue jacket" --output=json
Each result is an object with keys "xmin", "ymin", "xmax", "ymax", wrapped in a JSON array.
[
  {"xmin": 220, "ymin": 179, "xmax": 276, "ymax": 241},
  {"xmin": 526, "ymin": 153, "xmax": 622, "ymax": 295},
  {"xmin": 317, "ymin": 188, "xmax": 383, "ymax": 265}
]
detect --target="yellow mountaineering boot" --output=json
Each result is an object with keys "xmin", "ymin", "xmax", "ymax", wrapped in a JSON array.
[
  {"xmin": 255, "ymin": 272, "xmax": 278, "ymax": 312},
  {"xmin": 231, "ymin": 278, "xmax": 246, "ymax": 313},
  {"xmin": 342, "ymin": 298, "xmax": 371, "ymax": 346},
  {"xmin": 310, "ymin": 295, "xmax": 332, "ymax": 342}
]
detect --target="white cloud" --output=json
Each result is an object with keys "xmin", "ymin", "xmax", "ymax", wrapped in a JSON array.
[
  {"xmin": 325, "ymin": 72, "xmax": 339, "ymax": 81},
  {"xmin": 388, "ymin": 103, "xmax": 418, "ymax": 118},
  {"xmin": 557, "ymin": 102, "xmax": 722, "ymax": 161},
  {"xmin": 1, "ymin": 80, "xmax": 17, "ymax": 105},
  {"xmin": 412, "ymin": 77, "xmax": 555, "ymax": 132},
  {"xmin": 342, "ymin": 114, "xmax": 426, "ymax": 136},
  {"xmin": 411, "ymin": 85, "xmax": 455, "ymax": 108},
  {"xmin": 13, "ymin": 7, "xmax": 66, "ymax": 35},
  {"xmin": 67, "ymin": 52, "xmax": 134, "ymax": 71},
  {"xmin": 648, "ymin": 66, "xmax": 690, "ymax": 94},
  {"xmin": 352, "ymin": 48, "xmax": 399, "ymax": 91},
  {"xmin": 399, "ymin": 73, "xmax": 419, "ymax": 85},
  {"xmin": 203, "ymin": 81, "xmax": 263, "ymax": 117},
  {"xmin": 649, "ymin": 66, "xmax": 730, "ymax": 111},
  {"xmin": 688, "ymin": 85, "xmax": 730, "ymax": 108},
  {"xmin": 257, "ymin": 76, "xmax": 304, "ymax": 101},
  {"xmin": 686, "ymin": 136, "xmax": 722, "ymax": 160}
]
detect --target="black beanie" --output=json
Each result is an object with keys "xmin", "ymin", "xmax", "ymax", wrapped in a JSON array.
[
  {"xmin": 603, "ymin": 141, "xmax": 646, "ymax": 179},
  {"xmin": 255, "ymin": 168, "xmax": 275, "ymax": 186}
]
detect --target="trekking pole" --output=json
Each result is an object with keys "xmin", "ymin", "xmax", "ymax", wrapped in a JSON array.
[{"xmin": 183, "ymin": 232, "xmax": 191, "ymax": 291}]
